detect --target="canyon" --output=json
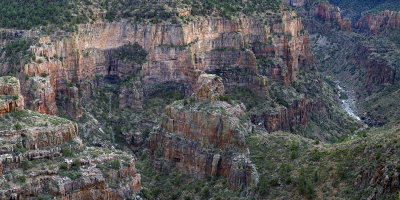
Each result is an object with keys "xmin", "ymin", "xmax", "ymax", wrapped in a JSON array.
[
  {"xmin": 0, "ymin": 0, "xmax": 399, "ymax": 199},
  {"xmin": 6, "ymin": 9, "xmax": 321, "ymax": 137}
]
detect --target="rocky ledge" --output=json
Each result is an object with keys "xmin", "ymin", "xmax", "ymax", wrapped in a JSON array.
[
  {"xmin": 0, "ymin": 76, "xmax": 141, "ymax": 199},
  {"xmin": 148, "ymin": 74, "xmax": 258, "ymax": 189}
]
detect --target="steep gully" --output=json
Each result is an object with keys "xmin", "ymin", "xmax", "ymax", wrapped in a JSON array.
[
  {"xmin": 336, "ymin": 81, "xmax": 361, "ymax": 121},
  {"xmin": 337, "ymin": 82, "xmax": 379, "ymax": 127}
]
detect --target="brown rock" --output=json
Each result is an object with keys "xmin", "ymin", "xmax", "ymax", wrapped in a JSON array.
[
  {"xmin": 358, "ymin": 11, "xmax": 400, "ymax": 34},
  {"xmin": 315, "ymin": 3, "xmax": 353, "ymax": 32},
  {"xmin": 192, "ymin": 74, "xmax": 225, "ymax": 102},
  {"xmin": 0, "ymin": 76, "xmax": 24, "ymax": 116},
  {"xmin": 24, "ymin": 76, "xmax": 57, "ymax": 115},
  {"xmin": 251, "ymin": 96, "xmax": 322, "ymax": 132},
  {"xmin": 148, "ymin": 75, "xmax": 258, "ymax": 188}
]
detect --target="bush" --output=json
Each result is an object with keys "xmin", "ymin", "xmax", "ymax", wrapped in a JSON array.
[
  {"xmin": 40, "ymin": 73, "xmax": 48, "ymax": 77},
  {"xmin": 71, "ymin": 159, "xmax": 81, "ymax": 170},
  {"xmin": 140, "ymin": 187, "xmax": 153, "ymax": 199},
  {"xmin": 219, "ymin": 95, "xmax": 233, "ymax": 104},
  {"xmin": 112, "ymin": 159, "xmax": 121, "ymax": 169},
  {"xmin": 14, "ymin": 123, "xmax": 23, "ymax": 130},
  {"xmin": 0, "ymin": 0, "xmax": 85, "ymax": 30},
  {"xmin": 21, "ymin": 160, "xmax": 31, "ymax": 171},
  {"xmin": 67, "ymin": 171, "xmax": 82, "ymax": 180},
  {"xmin": 396, "ymin": 164, "xmax": 400, "ymax": 172},
  {"xmin": 62, "ymin": 147, "xmax": 74, "ymax": 157},
  {"xmin": 18, "ymin": 175, "xmax": 26, "ymax": 183},
  {"xmin": 200, "ymin": 186, "xmax": 210, "ymax": 199},
  {"xmin": 269, "ymin": 177, "xmax": 279, "ymax": 186},
  {"xmin": 259, "ymin": 176, "xmax": 269, "ymax": 196},
  {"xmin": 60, "ymin": 163, "xmax": 68, "ymax": 170},
  {"xmin": 297, "ymin": 170, "xmax": 315, "ymax": 199},
  {"xmin": 113, "ymin": 43, "xmax": 148, "ymax": 64}
]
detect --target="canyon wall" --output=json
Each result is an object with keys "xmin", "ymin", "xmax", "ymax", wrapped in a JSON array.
[
  {"xmin": 19, "ymin": 12, "xmax": 313, "ymax": 118},
  {"xmin": 295, "ymin": 1, "xmax": 398, "ymax": 88},
  {"xmin": 251, "ymin": 95, "xmax": 322, "ymax": 132},
  {"xmin": 357, "ymin": 11, "xmax": 400, "ymax": 34}
]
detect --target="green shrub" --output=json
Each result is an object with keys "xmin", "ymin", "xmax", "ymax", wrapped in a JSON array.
[
  {"xmin": 269, "ymin": 177, "xmax": 279, "ymax": 186},
  {"xmin": 259, "ymin": 176, "xmax": 269, "ymax": 196},
  {"xmin": 200, "ymin": 186, "xmax": 210, "ymax": 199},
  {"xmin": 20, "ymin": 160, "xmax": 31, "ymax": 171},
  {"xmin": 14, "ymin": 123, "xmax": 23, "ymax": 130},
  {"xmin": 60, "ymin": 163, "xmax": 68, "ymax": 170},
  {"xmin": 219, "ymin": 95, "xmax": 233, "ymax": 104},
  {"xmin": 40, "ymin": 73, "xmax": 48, "ymax": 77},
  {"xmin": 290, "ymin": 151, "xmax": 298, "ymax": 160},
  {"xmin": 67, "ymin": 171, "xmax": 82, "ymax": 180},
  {"xmin": 0, "ymin": 0, "xmax": 86, "ymax": 30},
  {"xmin": 140, "ymin": 187, "xmax": 153, "ymax": 199},
  {"xmin": 113, "ymin": 43, "xmax": 147, "ymax": 64},
  {"xmin": 62, "ymin": 147, "xmax": 74, "ymax": 157},
  {"xmin": 71, "ymin": 159, "xmax": 81, "ymax": 170},
  {"xmin": 297, "ymin": 170, "xmax": 315, "ymax": 199},
  {"xmin": 18, "ymin": 175, "xmax": 26, "ymax": 183},
  {"xmin": 396, "ymin": 164, "xmax": 400, "ymax": 172},
  {"xmin": 112, "ymin": 159, "xmax": 120, "ymax": 169}
]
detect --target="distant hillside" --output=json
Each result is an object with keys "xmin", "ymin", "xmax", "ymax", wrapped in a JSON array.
[{"xmin": 329, "ymin": 0, "xmax": 400, "ymax": 19}]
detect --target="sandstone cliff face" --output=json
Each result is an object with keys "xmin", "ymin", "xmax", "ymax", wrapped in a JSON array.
[
  {"xmin": 347, "ymin": 41, "xmax": 397, "ymax": 88},
  {"xmin": 20, "ymin": 12, "xmax": 313, "ymax": 118},
  {"xmin": 148, "ymin": 74, "xmax": 258, "ymax": 189},
  {"xmin": 118, "ymin": 78, "xmax": 143, "ymax": 110},
  {"xmin": 364, "ymin": 55, "xmax": 396, "ymax": 86},
  {"xmin": 357, "ymin": 11, "xmax": 400, "ymax": 34},
  {"xmin": 251, "ymin": 96, "xmax": 321, "ymax": 132},
  {"xmin": 0, "ymin": 76, "xmax": 24, "ymax": 116},
  {"xmin": 314, "ymin": 3, "xmax": 352, "ymax": 32},
  {"xmin": 23, "ymin": 76, "xmax": 57, "ymax": 115}
]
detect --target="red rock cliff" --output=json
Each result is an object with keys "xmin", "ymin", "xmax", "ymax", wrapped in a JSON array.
[
  {"xmin": 20, "ymin": 12, "xmax": 314, "ymax": 117},
  {"xmin": 357, "ymin": 11, "xmax": 400, "ymax": 34}
]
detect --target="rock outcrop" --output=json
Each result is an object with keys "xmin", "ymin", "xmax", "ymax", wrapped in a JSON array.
[
  {"xmin": 192, "ymin": 74, "xmax": 225, "ymax": 102},
  {"xmin": 0, "ymin": 77, "xmax": 141, "ymax": 199},
  {"xmin": 148, "ymin": 74, "xmax": 258, "ymax": 189},
  {"xmin": 0, "ymin": 76, "xmax": 24, "ymax": 116},
  {"xmin": 251, "ymin": 96, "xmax": 321, "ymax": 132},
  {"xmin": 314, "ymin": 3, "xmax": 353, "ymax": 32},
  {"xmin": 357, "ymin": 11, "xmax": 400, "ymax": 34},
  {"xmin": 24, "ymin": 76, "xmax": 57, "ymax": 115},
  {"xmin": 0, "ymin": 147, "xmax": 141, "ymax": 200},
  {"xmin": 364, "ymin": 54, "xmax": 396, "ymax": 87}
]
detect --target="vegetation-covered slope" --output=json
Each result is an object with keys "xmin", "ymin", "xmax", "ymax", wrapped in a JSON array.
[
  {"xmin": 0, "ymin": 0, "xmax": 289, "ymax": 30},
  {"xmin": 329, "ymin": 0, "xmax": 400, "ymax": 18},
  {"xmin": 248, "ymin": 123, "xmax": 400, "ymax": 199}
]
